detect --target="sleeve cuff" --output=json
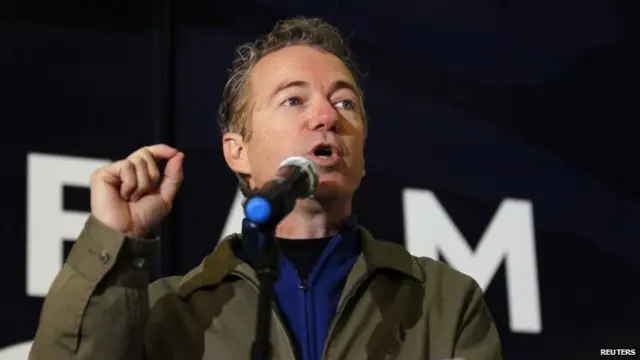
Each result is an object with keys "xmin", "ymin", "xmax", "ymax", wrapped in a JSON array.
[{"xmin": 67, "ymin": 215, "xmax": 160, "ymax": 285}]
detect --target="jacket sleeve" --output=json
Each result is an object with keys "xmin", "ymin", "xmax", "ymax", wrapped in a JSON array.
[
  {"xmin": 453, "ymin": 279, "xmax": 503, "ymax": 360},
  {"xmin": 29, "ymin": 215, "xmax": 160, "ymax": 360}
]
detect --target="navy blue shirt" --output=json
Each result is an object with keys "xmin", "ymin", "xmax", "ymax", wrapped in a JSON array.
[{"xmin": 235, "ymin": 217, "xmax": 361, "ymax": 360}]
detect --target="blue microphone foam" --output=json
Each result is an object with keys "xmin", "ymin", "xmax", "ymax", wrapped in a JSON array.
[{"xmin": 245, "ymin": 196, "xmax": 271, "ymax": 224}]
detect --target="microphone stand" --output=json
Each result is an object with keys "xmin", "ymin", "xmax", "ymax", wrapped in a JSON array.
[
  {"xmin": 245, "ymin": 165, "xmax": 313, "ymax": 360},
  {"xmin": 250, "ymin": 220, "xmax": 279, "ymax": 360}
]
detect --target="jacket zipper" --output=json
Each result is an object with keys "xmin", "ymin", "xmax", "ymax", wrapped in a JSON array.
[
  {"xmin": 299, "ymin": 277, "xmax": 313, "ymax": 360},
  {"xmin": 231, "ymin": 270, "xmax": 298, "ymax": 360},
  {"xmin": 320, "ymin": 271, "xmax": 375, "ymax": 360}
]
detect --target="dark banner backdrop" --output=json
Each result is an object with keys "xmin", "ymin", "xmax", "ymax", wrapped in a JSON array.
[{"xmin": 1, "ymin": 1, "xmax": 638, "ymax": 359}]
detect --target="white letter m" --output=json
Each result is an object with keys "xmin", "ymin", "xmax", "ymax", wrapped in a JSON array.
[{"xmin": 403, "ymin": 188, "xmax": 542, "ymax": 334}]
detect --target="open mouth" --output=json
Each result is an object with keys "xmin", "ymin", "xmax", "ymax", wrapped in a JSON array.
[{"xmin": 313, "ymin": 144, "xmax": 335, "ymax": 159}]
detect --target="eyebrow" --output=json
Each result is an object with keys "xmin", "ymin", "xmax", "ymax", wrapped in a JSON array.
[
  {"xmin": 269, "ymin": 80, "xmax": 308, "ymax": 101},
  {"xmin": 269, "ymin": 79, "xmax": 358, "ymax": 101}
]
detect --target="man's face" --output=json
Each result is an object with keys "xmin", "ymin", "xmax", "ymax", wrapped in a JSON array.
[{"xmin": 229, "ymin": 45, "xmax": 366, "ymax": 200}]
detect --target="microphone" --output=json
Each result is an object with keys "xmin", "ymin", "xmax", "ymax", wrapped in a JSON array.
[{"xmin": 244, "ymin": 156, "xmax": 319, "ymax": 226}]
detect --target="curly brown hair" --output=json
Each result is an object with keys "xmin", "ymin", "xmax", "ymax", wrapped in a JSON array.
[{"xmin": 217, "ymin": 17, "xmax": 367, "ymax": 140}]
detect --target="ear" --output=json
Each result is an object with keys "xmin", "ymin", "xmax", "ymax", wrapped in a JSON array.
[{"xmin": 222, "ymin": 132, "xmax": 251, "ymax": 176}]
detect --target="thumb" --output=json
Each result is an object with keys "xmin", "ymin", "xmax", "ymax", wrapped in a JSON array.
[{"xmin": 159, "ymin": 152, "xmax": 184, "ymax": 206}]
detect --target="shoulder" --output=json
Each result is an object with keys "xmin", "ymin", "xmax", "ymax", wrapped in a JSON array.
[
  {"xmin": 408, "ymin": 253, "xmax": 485, "ymax": 317},
  {"xmin": 376, "ymin": 234, "xmax": 482, "ymax": 304},
  {"xmin": 145, "ymin": 275, "xmax": 197, "ymax": 334},
  {"xmin": 362, "ymin": 226, "xmax": 480, "ymax": 298},
  {"xmin": 148, "ymin": 275, "xmax": 184, "ymax": 306},
  {"xmin": 369, "ymin": 233, "xmax": 479, "ymax": 295},
  {"xmin": 368, "ymin": 237, "xmax": 485, "ymax": 326},
  {"xmin": 415, "ymin": 255, "xmax": 479, "ymax": 292}
]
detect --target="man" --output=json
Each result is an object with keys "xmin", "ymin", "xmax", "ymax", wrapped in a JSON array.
[{"xmin": 29, "ymin": 17, "xmax": 502, "ymax": 360}]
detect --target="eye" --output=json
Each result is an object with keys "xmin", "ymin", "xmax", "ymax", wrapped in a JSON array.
[
  {"xmin": 335, "ymin": 99, "xmax": 356, "ymax": 110},
  {"xmin": 282, "ymin": 96, "xmax": 303, "ymax": 107}
]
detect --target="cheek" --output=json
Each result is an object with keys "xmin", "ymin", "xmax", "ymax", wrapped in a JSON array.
[
  {"xmin": 351, "ymin": 156, "xmax": 365, "ymax": 178},
  {"xmin": 346, "ymin": 138, "xmax": 365, "ymax": 163},
  {"xmin": 247, "ymin": 134, "xmax": 299, "ymax": 182},
  {"xmin": 254, "ymin": 132, "xmax": 297, "ymax": 157},
  {"xmin": 254, "ymin": 121, "xmax": 299, "ymax": 148},
  {"xmin": 247, "ymin": 136, "xmax": 276, "ymax": 178},
  {"xmin": 345, "ymin": 146, "xmax": 365, "ymax": 180}
]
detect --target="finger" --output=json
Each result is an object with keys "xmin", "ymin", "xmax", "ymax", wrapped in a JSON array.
[
  {"xmin": 129, "ymin": 157, "xmax": 151, "ymax": 201},
  {"xmin": 159, "ymin": 152, "xmax": 185, "ymax": 206},
  {"xmin": 133, "ymin": 149, "xmax": 161, "ymax": 187},
  {"xmin": 144, "ymin": 144, "xmax": 178, "ymax": 160},
  {"xmin": 114, "ymin": 160, "xmax": 137, "ymax": 200},
  {"xmin": 92, "ymin": 160, "xmax": 137, "ymax": 193}
]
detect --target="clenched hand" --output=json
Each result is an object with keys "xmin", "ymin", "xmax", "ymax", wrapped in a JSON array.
[{"xmin": 89, "ymin": 144, "xmax": 184, "ymax": 237}]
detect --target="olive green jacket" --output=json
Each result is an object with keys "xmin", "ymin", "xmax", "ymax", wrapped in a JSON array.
[{"xmin": 29, "ymin": 216, "xmax": 502, "ymax": 360}]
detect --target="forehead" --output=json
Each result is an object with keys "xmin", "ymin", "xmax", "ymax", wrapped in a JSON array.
[{"xmin": 249, "ymin": 45, "xmax": 356, "ymax": 97}]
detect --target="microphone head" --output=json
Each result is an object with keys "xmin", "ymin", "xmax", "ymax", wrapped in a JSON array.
[{"xmin": 278, "ymin": 156, "xmax": 319, "ymax": 196}]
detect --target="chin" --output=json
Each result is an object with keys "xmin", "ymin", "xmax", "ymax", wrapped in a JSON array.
[
  {"xmin": 312, "ymin": 179, "xmax": 353, "ymax": 201},
  {"xmin": 310, "ymin": 171, "xmax": 358, "ymax": 198}
]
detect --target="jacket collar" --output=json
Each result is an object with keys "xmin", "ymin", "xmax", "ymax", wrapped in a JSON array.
[
  {"xmin": 233, "ymin": 216, "xmax": 361, "ymax": 269},
  {"xmin": 178, "ymin": 221, "xmax": 425, "ymax": 298},
  {"xmin": 357, "ymin": 226, "xmax": 425, "ymax": 283}
]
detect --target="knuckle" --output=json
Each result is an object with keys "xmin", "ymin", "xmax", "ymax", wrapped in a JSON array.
[
  {"xmin": 139, "ymin": 147, "xmax": 157, "ymax": 159},
  {"xmin": 129, "ymin": 155, "xmax": 144, "ymax": 165},
  {"xmin": 140, "ymin": 147, "xmax": 154, "ymax": 157},
  {"xmin": 127, "ymin": 149, "xmax": 144, "ymax": 161},
  {"xmin": 124, "ymin": 161, "xmax": 136, "ymax": 172},
  {"xmin": 121, "ymin": 161, "xmax": 136, "ymax": 176},
  {"xmin": 90, "ymin": 162, "xmax": 118, "ymax": 183},
  {"xmin": 90, "ymin": 168, "xmax": 102, "ymax": 181}
]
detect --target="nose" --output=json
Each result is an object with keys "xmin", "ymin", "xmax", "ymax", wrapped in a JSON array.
[{"xmin": 307, "ymin": 99, "xmax": 339, "ymax": 132}]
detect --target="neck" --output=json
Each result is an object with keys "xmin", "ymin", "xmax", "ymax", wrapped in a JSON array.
[{"xmin": 274, "ymin": 197, "xmax": 351, "ymax": 239}]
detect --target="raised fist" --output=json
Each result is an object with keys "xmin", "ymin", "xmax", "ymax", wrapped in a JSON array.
[{"xmin": 89, "ymin": 144, "xmax": 184, "ymax": 237}]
